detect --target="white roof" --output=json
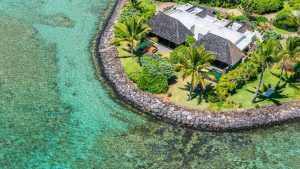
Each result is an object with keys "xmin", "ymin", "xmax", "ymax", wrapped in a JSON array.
[{"xmin": 164, "ymin": 5, "xmax": 256, "ymax": 51}]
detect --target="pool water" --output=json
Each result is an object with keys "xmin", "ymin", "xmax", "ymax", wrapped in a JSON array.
[
  {"xmin": 209, "ymin": 69, "xmax": 223, "ymax": 81},
  {"xmin": 1, "ymin": 0, "xmax": 300, "ymax": 168}
]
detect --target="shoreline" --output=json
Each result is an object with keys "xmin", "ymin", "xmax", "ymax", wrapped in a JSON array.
[{"xmin": 93, "ymin": 0, "xmax": 300, "ymax": 131}]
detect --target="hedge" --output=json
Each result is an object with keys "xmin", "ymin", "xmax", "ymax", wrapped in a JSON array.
[{"xmin": 137, "ymin": 70, "xmax": 169, "ymax": 93}]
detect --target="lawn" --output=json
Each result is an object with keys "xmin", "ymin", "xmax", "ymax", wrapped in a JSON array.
[
  {"xmin": 117, "ymin": 42, "xmax": 142, "ymax": 82},
  {"xmin": 167, "ymin": 69, "xmax": 300, "ymax": 111},
  {"xmin": 231, "ymin": 70, "xmax": 300, "ymax": 109},
  {"xmin": 167, "ymin": 72, "xmax": 239, "ymax": 111},
  {"xmin": 272, "ymin": 26, "xmax": 296, "ymax": 35}
]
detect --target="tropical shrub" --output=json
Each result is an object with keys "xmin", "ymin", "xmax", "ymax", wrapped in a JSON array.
[
  {"xmin": 252, "ymin": 16, "xmax": 268, "ymax": 28},
  {"xmin": 215, "ymin": 60, "xmax": 260, "ymax": 100},
  {"xmin": 201, "ymin": 0, "xmax": 241, "ymax": 8},
  {"xmin": 253, "ymin": 0, "xmax": 284, "ymax": 14},
  {"xmin": 119, "ymin": 6, "xmax": 142, "ymax": 23},
  {"xmin": 241, "ymin": 0, "xmax": 283, "ymax": 15},
  {"xmin": 229, "ymin": 15, "xmax": 250, "ymax": 22},
  {"xmin": 263, "ymin": 31, "xmax": 283, "ymax": 40},
  {"xmin": 293, "ymin": 61, "xmax": 300, "ymax": 78},
  {"xmin": 141, "ymin": 54, "xmax": 175, "ymax": 79},
  {"xmin": 289, "ymin": 0, "xmax": 300, "ymax": 10},
  {"xmin": 273, "ymin": 8, "xmax": 298, "ymax": 32},
  {"xmin": 256, "ymin": 22, "xmax": 272, "ymax": 32},
  {"xmin": 137, "ymin": 70, "xmax": 168, "ymax": 93},
  {"xmin": 115, "ymin": 0, "xmax": 155, "ymax": 38}
]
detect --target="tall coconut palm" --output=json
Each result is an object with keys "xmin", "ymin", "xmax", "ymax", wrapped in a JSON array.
[
  {"xmin": 275, "ymin": 36, "xmax": 300, "ymax": 89},
  {"xmin": 252, "ymin": 39, "xmax": 281, "ymax": 103},
  {"xmin": 176, "ymin": 45, "xmax": 215, "ymax": 101},
  {"xmin": 111, "ymin": 16, "xmax": 151, "ymax": 59}
]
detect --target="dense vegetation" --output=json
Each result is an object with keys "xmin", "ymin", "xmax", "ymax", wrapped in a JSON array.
[
  {"xmin": 115, "ymin": 0, "xmax": 156, "ymax": 38},
  {"xmin": 141, "ymin": 54, "xmax": 175, "ymax": 79},
  {"xmin": 273, "ymin": 5, "xmax": 299, "ymax": 32},
  {"xmin": 137, "ymin": 70, "xmax": 169, "ymax": 93},
  {"xmin": 241, "ymin": 0, "xmax": 284, "ymax": 14}
]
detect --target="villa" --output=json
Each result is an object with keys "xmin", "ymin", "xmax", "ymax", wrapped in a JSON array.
[{"xmin": 148, "ymin": 4, "xmax": 257, "ymax": 73}]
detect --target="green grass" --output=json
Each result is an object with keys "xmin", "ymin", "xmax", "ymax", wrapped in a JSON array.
[
  {"xmin": 167, "ymin": 72, "xmax": 238, "ymax": 111},
  {"xmin": 117, "ymin": 42, "xmax": 142, "ymax": 82},
  {"xmin": 167, "ymin": 69, "xmax": 300, "ymax": 111},
  {"xmin": 272, "ymin": 26, "xmax": 296, "ymax": 34},
  {"xmin": 231, "ymin": 70, "xmax": 300, "ymax": 109}
]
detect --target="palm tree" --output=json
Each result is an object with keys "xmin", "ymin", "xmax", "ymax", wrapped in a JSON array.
[
  {"xmin": 275, "ymin": 37, "xmax": 300, "ymax": 89},
  {"xmin": 111, "ymin": 16, "xmax": 151, "ymax": 59},
  {"xmin": 252, "ymin": 39, "xmax": 281, "ymax": 103},
  {"xmin": 176, "ymin": 45, "xmax": 215, "ymax": 101}
]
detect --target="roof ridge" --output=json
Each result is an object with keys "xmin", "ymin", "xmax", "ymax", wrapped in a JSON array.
[{"xmin": 176, "ymin": 20, "xmax": 180, "ymax": 44}]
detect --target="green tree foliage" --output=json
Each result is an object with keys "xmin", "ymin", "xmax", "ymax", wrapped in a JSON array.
[
  {"xmin": 170, "ymin": 45, "xmax": 188, "ymax": 66},
  {"xmin": 176, "ymin": 45, "xmax": 215, "ymax": 101},
  {"xmin": 292, "ymin": 61, "xmax": 300, "ymax": 78},
  {"xmin": 200, "ymin": 0, "xmax": 241, "ymax": 8},
  {"xmin": 137, "ymin": 70, "xmax": 169, "ymax": 93},
  {"xmin": 252, "ymin": 16, "xmax": 268, "ymax": 27},
  {"xmin": 215, "ymin": 60, "xmax": 260, "ymax": 100},
  {"xmin": 141, "ymin": 54, "xmax": 175, "ymax": 79},
  {"xmin": 119, "ymin": 6, "xmax": 142, "ymax": 23},
  {"xmin": 229, "ymin": 15, "xmax": 250, "ymax": 22},
  {"xmin": 112, "ymin": 16, "xmax": 151, "ymax": 58},
  {"xmin": 241, "ymin": 0, "xmax": 257, "ymax": 17},
  {"xmin": 263, "ymin": 31, "xmax": 283, "ymax": 41},
  {"xmin": 274, "ymin": 7, "xmax": 298, "ymax": 32},
  {"xmin": 241, "ymin": 0, "xmax": 283, "ymax": 15},
  {"xmin": 115, "ymin": 0, "xmax": 155, "ymax": 38},
  {"xmin": 185, "ymin": 36, "xmax": 197, "ymax": 46},
  {"xmin": 128, "ymin": 0, "xmax": 143, "ymax": 9},
  {"xmin": 289, "ymin": 0, "xmax": 300, "ymax": 10}
]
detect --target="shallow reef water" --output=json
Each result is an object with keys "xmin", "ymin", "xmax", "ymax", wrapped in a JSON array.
[{"xmin": 0, "ymin": 0, "xmax": 300, "ymax": 168}]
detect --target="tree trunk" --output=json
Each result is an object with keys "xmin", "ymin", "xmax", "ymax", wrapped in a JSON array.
[
  {"xmin": 252, "ymin": 63, "xmax": 266, "ymax": 103},
  {"xmin": 138, "ymin": 56, "xmax": 142, "ymax": 66},
  {"xmin": 189, "ymin": 73, "xmax": 194, "ymax": 101},
  {"xmin": 130, "ymin": 39, "xmax": 134, "ymax": 59},
  {"xmin": 275, "ymin": 62, "xmax": 284, "ymax": 90},
  {"xmin": 130, "ymin": 44, "xmax": 134, "ymax": 58}
]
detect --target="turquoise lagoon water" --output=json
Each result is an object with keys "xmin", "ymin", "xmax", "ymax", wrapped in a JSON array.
[{"xmin": 1, "ymin": 0, "xmax": 300, "ymax": 168}]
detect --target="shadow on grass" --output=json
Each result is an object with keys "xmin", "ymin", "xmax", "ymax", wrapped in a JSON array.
[
  {"xmin": 271, "ymin": 71, "xmax": 300, "ymax": 90},
  {"xmin": 246, "ymin": 83, "xmax": 289, "ymax": 106},
  {"xmin": 179, "ymin": 82, "xmax": 215, "ymax": 104}
]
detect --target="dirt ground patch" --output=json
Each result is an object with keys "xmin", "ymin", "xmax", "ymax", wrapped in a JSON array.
[{"xmin": 156, "ymin": 2, "xmax": 176, "ymax": 12}]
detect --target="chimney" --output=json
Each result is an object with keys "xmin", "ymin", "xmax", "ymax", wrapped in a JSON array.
[{"xmin": 190, "ymin": 25, "xmax": 195, "ymax": 34}]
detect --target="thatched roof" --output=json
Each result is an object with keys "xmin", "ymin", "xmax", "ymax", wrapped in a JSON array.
[
  {"xmin": 148, "ymin": 12, "xmax": 194, "ymax": 45},
  {"xmin": 195, "ymin": 33, "xmax": 243, "ymax": 66}
]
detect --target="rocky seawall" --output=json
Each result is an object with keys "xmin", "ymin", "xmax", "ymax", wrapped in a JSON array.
[{"xmin": 95, "ymin": 0, "xmax": 300, "ymax": 131}]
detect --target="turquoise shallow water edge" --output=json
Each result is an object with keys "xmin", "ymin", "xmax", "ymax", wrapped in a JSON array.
[{"xmin": 0, "ymin": 0, "xmax": 300, "ymax": 168}]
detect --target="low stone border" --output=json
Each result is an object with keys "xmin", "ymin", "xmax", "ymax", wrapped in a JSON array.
[{"xmin": 95, "ymin": 0, "xmax": 300, "ymax": 131}]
